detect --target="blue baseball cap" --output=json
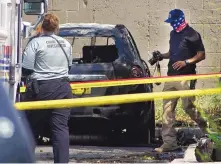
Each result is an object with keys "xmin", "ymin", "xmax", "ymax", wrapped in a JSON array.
[{"xmin": 165, "ymin": 9, "xmax": 185, "ymax": 23}]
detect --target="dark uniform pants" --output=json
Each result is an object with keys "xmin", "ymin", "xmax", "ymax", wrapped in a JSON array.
[{"xmin": 25, "ymin": 78, "xmax": 73, "ymax": 163}]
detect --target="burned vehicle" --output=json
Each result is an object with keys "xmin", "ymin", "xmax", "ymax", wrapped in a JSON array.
[
  {"xmin": 59, "ymin": 23, "xmax": 155, "ymax": 144},
  {"xmin": 21, "ymin": 23, "xmax": 155, "ymax": 144}
]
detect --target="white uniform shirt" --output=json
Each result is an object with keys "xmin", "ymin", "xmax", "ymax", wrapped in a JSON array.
[{"xmin": 22, "ymin": 34, "xmax": 73, "ymax": 80}]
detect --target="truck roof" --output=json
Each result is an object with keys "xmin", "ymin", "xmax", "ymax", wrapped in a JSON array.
[
  {"xmin": 58, "ymin": 23, "xmax": 121, "ymax": 37},
  {"xmin": 59, "ymin": 23, "xmax": 116, "ymax": 30}
]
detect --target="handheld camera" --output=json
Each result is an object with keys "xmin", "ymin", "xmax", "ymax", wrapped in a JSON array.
[{"xmin": 148, "ymin": 51, "xmax": 163, "ymax": 66}]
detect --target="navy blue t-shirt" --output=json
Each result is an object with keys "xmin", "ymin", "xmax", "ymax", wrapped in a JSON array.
[{"xmin": 168, "ymin": 25, "xmax": 205, "ymax": 76}]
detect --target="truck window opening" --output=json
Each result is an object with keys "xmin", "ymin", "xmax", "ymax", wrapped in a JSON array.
[{"xmin": 65, "ymin": 36, "xmax": 119, "ymax": 64}]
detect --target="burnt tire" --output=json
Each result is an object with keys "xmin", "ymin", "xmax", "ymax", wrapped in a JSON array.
[{"xmin": 125, "ymin": 101, "xmax": 155, "ymax": 144}]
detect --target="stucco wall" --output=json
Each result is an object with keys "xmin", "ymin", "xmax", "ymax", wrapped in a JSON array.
[{"xmin": 23, "ymin": 0, "xmax": 221, "ymax": 90}]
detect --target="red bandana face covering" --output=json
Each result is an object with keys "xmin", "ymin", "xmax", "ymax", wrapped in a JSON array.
[{"xmin": 170, "ymin": 15, "xmax": 188, "ymax": 32}]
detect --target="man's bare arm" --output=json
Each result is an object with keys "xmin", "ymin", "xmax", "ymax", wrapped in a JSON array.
[
  {"xmin": 172, "ymin": 51, "xmax": 205, "ymax": 70},
  {"xmin": 161, "ymin": 51, "xmax": 170, "ymax": 59},
  {"xmin": 187, "ymin": 51, "xmax": 205, "ymax": 64}
]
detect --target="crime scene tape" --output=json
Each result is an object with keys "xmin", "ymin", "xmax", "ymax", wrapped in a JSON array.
[
  {"xmin": 19, "ymin": 73, "xmax": 221, "ymax": 93},
  {"xmin": 15, "ymin": 87, "xmax": 221, "ymax": 110}
]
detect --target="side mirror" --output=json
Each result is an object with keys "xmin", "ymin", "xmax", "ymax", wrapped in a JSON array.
[{"xmin": 23, "ymin": 0, "xmax": 45, "ymax": 15}]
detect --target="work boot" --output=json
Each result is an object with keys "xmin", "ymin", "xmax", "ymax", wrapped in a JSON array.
[{"xmin": 154, "ymin": 143, "xmax": 180, "ymax": 153}]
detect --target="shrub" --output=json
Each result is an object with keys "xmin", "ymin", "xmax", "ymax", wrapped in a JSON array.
[{"xmin": 155, "ymin": 95, "xmax": 221, "ymax": 128}]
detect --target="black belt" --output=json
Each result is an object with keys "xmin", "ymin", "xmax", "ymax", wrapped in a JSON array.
[{"xmin": 37, "ymin": 77, "xmax": 69, "ymax": 85}]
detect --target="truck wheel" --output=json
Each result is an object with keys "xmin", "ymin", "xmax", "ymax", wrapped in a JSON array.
[{"xmin": 126, "ymin": 101, "xmax": 155, "ymax": 144}]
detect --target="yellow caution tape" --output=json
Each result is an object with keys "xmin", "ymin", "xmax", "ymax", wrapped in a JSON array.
[
  {"xmin": 15, "ymin": 87, "xmax": 221, "ymax": 110},
  {"xmin": 19, "ymin": 73, "xmax": 221, "ymax": 93}
]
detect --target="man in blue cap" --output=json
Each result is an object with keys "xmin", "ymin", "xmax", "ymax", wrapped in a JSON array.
[{"xmin": 154, "ymin": 9, "xmax": 207, "ymax": 153}]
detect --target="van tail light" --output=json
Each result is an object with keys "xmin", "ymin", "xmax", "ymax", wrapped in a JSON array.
[{"xmin": 131, "ymin": 66, "xmax": 144, "ymax": 78}]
